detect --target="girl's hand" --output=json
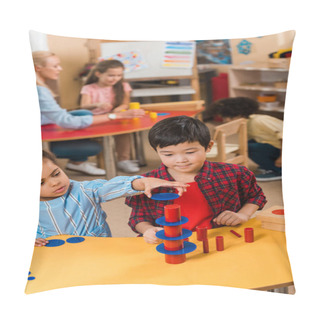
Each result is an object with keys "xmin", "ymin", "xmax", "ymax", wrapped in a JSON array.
[
  {"xmin": 143, "ymin": 227, "xmax": 163, "ymax": 244},
  {"xmin": 91, "ymin": 107, "xmax": 110, "ymax": 115},
  {"xmin": 213, "ymin": 210, "xmax": 249, "ymax": 226},
  {"xmin": 35, "ymin": 238, "xmax": 49, "ymax": 247},
  {"xmin": 132, "ymin": 177, "xmax": 189, "ymax": 198},
  {"xmin": 119, "ymin": 109, "xmax": 145, "ymax": 119},
  {"xmin": 275, "ymin": 155, "xmax": 282, "ymax": 167},
  {"xmin": 113, "ymin": 104, "xmax": 129, "ymax": 113}
]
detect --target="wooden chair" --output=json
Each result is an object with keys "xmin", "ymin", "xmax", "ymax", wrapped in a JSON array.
[{"xmin": 206, "ymin": 118, "xmax": 248, "ymax": 167}]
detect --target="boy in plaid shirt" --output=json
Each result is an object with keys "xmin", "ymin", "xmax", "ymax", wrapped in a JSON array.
[{"xmin": 126, "ymin": 116, "xmax": 266, "ymax": 243}]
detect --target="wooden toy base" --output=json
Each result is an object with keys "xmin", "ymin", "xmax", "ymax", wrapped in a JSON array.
[{"xmin": 256, "ymin": 205, "xmax": 285, "ymax": 232}]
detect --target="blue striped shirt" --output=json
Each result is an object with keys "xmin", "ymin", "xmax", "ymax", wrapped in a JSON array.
[
  {"xmin": 37, "ymin": 176, "xmax": 142, "ymax": 238},
  {"xmin": 38, "ymin": 85, "xmax": 93, "ymax": 129}
]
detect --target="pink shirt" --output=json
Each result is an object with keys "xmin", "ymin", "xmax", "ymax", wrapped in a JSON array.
[{"xmin": 80, "ymin": 82, "xmax": 132, "ymax": 111}]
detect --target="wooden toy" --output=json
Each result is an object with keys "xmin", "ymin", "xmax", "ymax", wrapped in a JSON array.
[
  {"xmin": 244, "ymin": 228, "xmax": 254, "ymax": 243},
  {"xmin": 216, "ymin": 236, "xmax": 224, "ymax": 251},
  {"xmin": 196, "ymin": 226, "xmax": 207, "ymax": 241},
  {"xmin": 149, "ymin": 112, "xmax": 158, "ymax": 120},
  {"xmin": 230, "ymin": 230, "xmax": 241, "ymax": 238},
  {"xmin": 256, "ymin": 205, "xmax": 285, "ymax": 232},
  {"xmin": 202, "ymin": 239, "xmax": 209, "ymax": 253},
  {"xmin": 129, "ymin": 102, "xmax": 140, "ymax": 109},
  {"xmin": 156, "ymin": 204, "xmax": 196, "ymax": 264},
  {"xmin": 196, "ymin": 226, "xmax": 209, "ymax": 253}
]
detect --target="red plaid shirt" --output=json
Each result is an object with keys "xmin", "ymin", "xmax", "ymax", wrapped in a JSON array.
[{"xmin": 126, "ymin": 160, "xmax": 266, "ymax": 234}]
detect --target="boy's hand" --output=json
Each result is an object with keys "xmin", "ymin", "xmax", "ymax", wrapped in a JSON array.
[
  {"xmin": 275, "ymin": 154, "xmax": 282, "ymax": 167},
  {"xmin": 132, "ymin": 177, "xmax": 189, "ymax": 198},
  {"xmin": 143, "ymin": 227, "xmax": 163, "ymax": 244},
  {"xmin": 213, "ymin": 210, "xmax": 250, "ymax": 226},
  {"xmin": 35, "ymin": 238, "xmax": 49, "ymax": 247}
]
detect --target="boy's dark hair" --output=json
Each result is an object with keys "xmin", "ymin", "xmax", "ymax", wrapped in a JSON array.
[
  {"xmin": 148, "ymin": 116, "xmax": 211, "ymax": 150},
  {"xmin": 210, "ymin": 97, "xmax": 259, "ymax": 118},
  {"xmin": 42, "ymin": 150, "xmax": 57, "ymax": 164}
]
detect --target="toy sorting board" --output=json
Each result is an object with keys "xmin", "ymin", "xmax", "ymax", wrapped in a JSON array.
[
  {"xmin": 25, "ymin": 219, "xmax": 293, "ymax": 294},
  {"xmin": 256, "ymin": 205, "xmax": 285, "ymax": 232}
]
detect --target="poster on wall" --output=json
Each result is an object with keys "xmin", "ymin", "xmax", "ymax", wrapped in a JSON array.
[
  {"xmin": 100, "ymin": 51, "xmax": 148, "ymax": 73},
  {"xmin": 196, "ymin": 39, "xmax": 232, "ymax": 65},
  {"xmin": 161, "ymin": 41, "xmax": 195, "ymax": 68}
]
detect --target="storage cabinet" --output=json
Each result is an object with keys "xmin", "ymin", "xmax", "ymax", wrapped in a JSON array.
[{"xmin": 228, "ymin": 63, "xmax": 289, "ymax": 114}]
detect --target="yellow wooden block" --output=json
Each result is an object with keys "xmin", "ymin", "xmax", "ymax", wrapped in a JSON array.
[{"xmin": 256, "ymin": 205, "xmax": 285, "ymax": 225}]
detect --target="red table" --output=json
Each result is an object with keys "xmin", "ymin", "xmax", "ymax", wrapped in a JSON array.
[{"xmin": 41, "ymin": 110, "xmax": 202, "ymax": 179}]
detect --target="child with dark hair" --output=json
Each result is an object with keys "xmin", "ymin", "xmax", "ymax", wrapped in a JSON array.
[
  {"xmin": 126, "ymin": 116, "xmax": 266, "ymax": 244},
  {"xmin": 210, "ymin": 97, "xmax": 283, "ymax": 181},
  {"xmin": 36, "ymin": 150, "xmax": 188, "ymax": 246}
]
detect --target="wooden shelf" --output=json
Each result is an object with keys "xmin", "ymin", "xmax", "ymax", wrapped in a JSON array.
[
  {"xmin": 232, "ymin": 85, "xmax": 286, "ymax": 93},
  {"xmin": 229, "ymin": 64, "xmax": 289, "ymax": 116},
  {"xmin": 131, "ymin": 85, "xmax": 196, "ymax": 98},
  {"xmin": 231, "ymin": 65, "xmax": 289, "ymax": 72}
]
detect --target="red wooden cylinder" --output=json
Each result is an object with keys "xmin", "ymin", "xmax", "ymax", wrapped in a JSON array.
[
  {"xmin": 164, "ymin": 225, "xmax": 182, "ymax": 238},
  {"xmin": 165, "ymin": 254, "xmax": 186, "ymax": 264},
  {"xmin": 196, "ymin": 226, "xmax": 207, "ymax": 241},
  {"xmin": 164, "ymin": 239, "xmax": 184, "ymax": 251},
  {"xmin": 272, "ymin": 209, "xmax": 284, "ymax": 215},
  {"xmin": 203, "ymin": 239, "xmax": 209, "ymax": 253},
  {"xmin": 244, "ymin": 228, "xmax": 254, "ymax": 243},
  {"xmin": 216, "ymin": 236, "xmax": 224, "ymax": 251},
  {"xmin": 164, "ymin": 204, "xmax": 181, "ymax": 222}
]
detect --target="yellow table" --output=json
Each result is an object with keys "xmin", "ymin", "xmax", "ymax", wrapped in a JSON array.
[{"xmin": 25, "ymin": 218, "xmax": 294, "ymax": 294}]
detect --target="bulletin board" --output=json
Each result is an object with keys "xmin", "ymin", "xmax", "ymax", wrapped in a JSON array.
[{"xmin": 99, "ymin": 41, "xmax": 196, "ymax": 80}]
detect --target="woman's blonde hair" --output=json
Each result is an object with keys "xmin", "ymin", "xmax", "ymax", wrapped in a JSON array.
[{"xmin": 32, "ymin": 51, "xmax": 58, "ymax": 96}]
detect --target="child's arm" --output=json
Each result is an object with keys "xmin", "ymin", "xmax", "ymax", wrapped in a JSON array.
[
  {"xmin": 135, "ymin": 222, "xmax": 163, "ymax": 244},
  {"xmin": 213, "ymin": 203, "xmax": 259, "ymax": 226},
  {"xmin": 88, "ymin": 176, "xmax": 187, "ymax": 203},
  {"xmin": 132, "ymin": 177, "xmax": 189, "ymax": 198}
]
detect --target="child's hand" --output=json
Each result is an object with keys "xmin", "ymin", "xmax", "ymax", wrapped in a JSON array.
[
  {"xmin": 133, "ymin": 177, "xmax": 189, "ymax": 198},
  {"xmin": 113, "ymin": 104, "xmax": 128, "ymax": 113},
  {"xmin": 213, "ymin": 210, "xmax": 249, "ymax": 226},
  {"xmin": 143, "ymin": 227, "xmax": 163, "ymax": 244},
  {"xmin": 119, "ymin": 109, "xmax": 145, "ymax": 119},
  {"xmin": 35, "ymin": 238, "xmax": 49, "ymax": 247},
  {"xmin": 275, "ymin": 154, "xmax": 282, "ymax": 167}
]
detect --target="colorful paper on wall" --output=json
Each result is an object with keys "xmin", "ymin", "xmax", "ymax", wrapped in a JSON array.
[
  {"xmin": 100, "ymin": 51, "xmax": 148, "ymax": 73},
  {"xmin": 237, "ymin": 39, "xmax": 253, "ymax": 55},
  {"xmin": 196, "ymin": 40, "xmax": 232, "ymax": 65},
  {"xmin": 162, "ymin": 41, "xmax": 195, "ymax": 68}
]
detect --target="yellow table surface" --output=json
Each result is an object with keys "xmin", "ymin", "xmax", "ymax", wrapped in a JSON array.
[{"xmin": 25, "ymin": 218, "xmax": 294, "ymax": 294}]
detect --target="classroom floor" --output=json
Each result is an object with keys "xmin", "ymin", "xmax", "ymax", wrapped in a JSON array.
[{"xmin": 54, "ymin": 123, "xmax": 295, "ymax": 294}]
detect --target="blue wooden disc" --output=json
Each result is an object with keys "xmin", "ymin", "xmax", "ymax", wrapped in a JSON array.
[
  {"xmin": 157, "ymin": 113, "xmax": 170, "ymax": 116},
  {"xmin": 28, "ymin": 276, "xmax": 36, "ymax": 281},
  {"xmin": 156, "ymin": 228, "xmax": 192, "ymax": 241},
  {"xmin": 156, "ymin": 216, "xmax": 188, "ymax": 226},
  {"xmin": 151, "ymin": 193, "xmax": 179, "ymax": 201},
  {"xmin": 45, "ymin": 239, "xmax": 65, "ymax": 247},
  {"xmin": 66, "ymin": 236, "xmax": 85, "ymax": 244},
  {"xmin": 156, "ymin": 241, "xmax": 197, "ymax": 255}
]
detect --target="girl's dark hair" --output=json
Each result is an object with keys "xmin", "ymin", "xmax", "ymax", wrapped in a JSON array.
[
  {"xmin": 84, "ymin": 59, "xmax": 125, "ymax": 108},
  {"xmin": 42, "ymin": 150, "xmax": 57, "ymax": 164},
  {"xmin": 148, "ymin": 116, "xmax": 211, "ymax": 150},
  {"xmin": 210, "ymin": 97, "xmax": 259, "ymax": 118}
]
